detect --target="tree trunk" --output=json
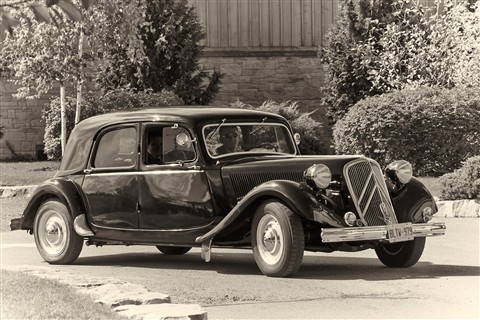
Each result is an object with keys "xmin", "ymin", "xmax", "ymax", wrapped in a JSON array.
[
  {"xmin": 75, "ymin": 21, "xmax": 84, "ymax": 125},
  {"xmin": 60, "ymin": 84, "xmax": 67, "ymax": 156}
]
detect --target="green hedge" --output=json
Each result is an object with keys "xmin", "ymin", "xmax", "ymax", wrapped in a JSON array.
[
  {"xmin": 333, "ymin": 86, "xmax": 480, "ymax": 176},
  {"xmin": 43, "ymin": 90, "xmax": 183, "ymax": 160},
  {"xmin": 231, "ymin": 100, "xmax": 327, "ymax": 155},
  {"xmin": 439, "ymin": 156, "xmax": 480, "ymax": 200}
]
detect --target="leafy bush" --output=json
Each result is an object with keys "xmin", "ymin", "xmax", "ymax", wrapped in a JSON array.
[
  {"xmin": 333, "ymin": 86, "xmax": 480, "ymax": 176},
  {"xmin": 439, "ymin": 156, "xmax": 480, "ymax": 200},
  {"xmin": 95, "ymin": 0, "xmax": 222, "ymax": 105},
  {"xmin": 43, "ymin": 90, "xmax": 182, "ymax": 160},
  {"xmin": 231, "ymin": 100, "xmax": 327, "ymax": 155},
  {"xmin": 319, "ymin": 0, "xmax": 479, "ymax": 124}
]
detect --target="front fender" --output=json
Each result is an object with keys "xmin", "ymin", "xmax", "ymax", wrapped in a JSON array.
[
  {"xmin": 195, "ymin": 180, "xmax": 343, "ymax": 244},
  {"xmin": 13, "ymin": 178, "xmax": 86, "ymax": 231},
  {"xmin": 392, "ymin": 177, "xmax": 438, "ymax": 223}
]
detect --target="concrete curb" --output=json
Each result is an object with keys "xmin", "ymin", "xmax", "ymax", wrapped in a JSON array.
[
  {"xmin": 1, "ymin": 266, "xmax": 207, "ymax": 320},
  {"xmin": 0, "ymin": 185, "xmax": 37, "ymax": 198},
  {"xmin": 2, "ymin": 185, "xmax": 479, "ymax": 218}
]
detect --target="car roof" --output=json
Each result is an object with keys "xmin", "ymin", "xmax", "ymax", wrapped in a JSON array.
[
  {"xmin": 78, "ymin": 106, "xmax": 285, "ymax": 131},
  {"xmin": 59, "ymin": 106, "xmax": 290, "ymax": 174}
]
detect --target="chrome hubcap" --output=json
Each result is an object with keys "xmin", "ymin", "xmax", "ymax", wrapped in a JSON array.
[
  {"xmin": 257, "ymin": 214, "xmax": 284, "ymax": 265},
  {"xmin": 38, "ymin": 211, "xmax": 67, "ymax": 256}
]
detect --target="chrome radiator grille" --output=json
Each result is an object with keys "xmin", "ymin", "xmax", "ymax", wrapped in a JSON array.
[{"xmin": 344, "ymin": 159, "xmax": 398, "ymax": 226}]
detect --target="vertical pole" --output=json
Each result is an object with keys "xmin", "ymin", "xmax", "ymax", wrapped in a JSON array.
[
  {"xmin": 75, "ymin": 21, "xmax": 84, "ymax": 125},
  {"xmin": 60, "ymin": 84, "xmax": 67, "ymax": 156}
]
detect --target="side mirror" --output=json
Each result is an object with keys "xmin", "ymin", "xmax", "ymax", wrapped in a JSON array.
[
  {"xmin": 294, "ymin": 133, "xmax": 301, "ymax": 146},
  {"xmin": 176, "ymin": 132, "xmax": 193, "ymax": 148}
]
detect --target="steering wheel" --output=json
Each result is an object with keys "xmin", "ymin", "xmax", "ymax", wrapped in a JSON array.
[{"xmin": 257, "ymin": 143, "xmax": 278, "ymax": 151}]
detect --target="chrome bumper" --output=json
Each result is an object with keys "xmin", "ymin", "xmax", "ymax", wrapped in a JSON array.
[{"xmin": 321, "ymin": 222, "xmax": 446, "ymax": 243}]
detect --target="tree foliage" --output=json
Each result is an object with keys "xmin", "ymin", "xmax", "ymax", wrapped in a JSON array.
[
  {"xmin": 319, "ymin": 0, "xmax": 480, "ymax": 124},
  {"xmin": 0, "ymin": 10, "xmax": 82, "ymax": 98},
  {"xmin": 0, "ymin": 0, "xmax": 85, "ymax": 35},
  {"xmin": 95, "ymin": 0, "xmax": 222, "ymax": 105}
]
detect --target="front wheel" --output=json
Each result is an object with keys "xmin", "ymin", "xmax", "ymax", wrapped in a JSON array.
[
  {"xmin": 156, "ymin": 246, "xmax": 192, "ymax": 255},
  {"xmin": 375, "ymin": 237, "xmax": 426, "ymax": 268},
  {"xmin": 251, "ymin": 200, "xmax": 304, "ymax": 277},
  {"xmin": 33, "ymin": 200, "xmax": 83, "ymax": 264}
]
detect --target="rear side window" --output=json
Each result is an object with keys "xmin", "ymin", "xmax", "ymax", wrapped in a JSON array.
[{"xmin": 93, "ymin": 127, "xmax": 137, "ymax": 168}]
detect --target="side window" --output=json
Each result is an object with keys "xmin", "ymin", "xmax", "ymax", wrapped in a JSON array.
[
  {"xmin": 93, "ymin": 127, "xmax": 137, "ymax": 168},
  {"xmin": 145, "ymin": 127, "xmax": 164, "ymax": 165},
  {"xmin": 163, "ymin": 126, "xmax": 196, "ymax": 163}
]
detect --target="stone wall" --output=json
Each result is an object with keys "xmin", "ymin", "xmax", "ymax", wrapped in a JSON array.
[
  {"xmin": 0, "ymin": 79, "xmax": 51, "ymax": 160},
  {"xmin": 0, "ymin": 52, "xmax": 330, "ymax": 160},
  {"xmin": 200, "ymin": 52, "xmax": 326, "ymax": 117}
]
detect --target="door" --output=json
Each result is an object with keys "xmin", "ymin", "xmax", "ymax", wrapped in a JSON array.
[
  {"xmin": 138, "ymin": 124, "xmax": 215, "ymax": 230},
  {"xmin": 82, "ymin": 125, "xmax": 139, "ymax": 230}
]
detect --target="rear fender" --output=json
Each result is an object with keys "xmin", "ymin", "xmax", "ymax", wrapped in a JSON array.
[
  {"xmin": 16, "ymin": 178, "xmax": 86, "ymax": 230},
  {"xmin": 195, "ymin": 180, "xmax": 343, "ymax": 244}
]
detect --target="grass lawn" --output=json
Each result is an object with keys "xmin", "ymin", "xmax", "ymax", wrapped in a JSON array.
[
  {"xmin": 1, "ymin": 269, "xmax": 127, "ymax": 320},
  {"xmin": 0, "ymin": 161, "xmax": 60, "ymax": 186}
]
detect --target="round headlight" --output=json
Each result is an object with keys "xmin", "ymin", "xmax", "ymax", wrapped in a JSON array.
[
  {"xmin": 386, "ymin": 160, "xmax": 413, "ymax": 184},
  {"xmin": 304, "ymin": 164, "xmax": 332, "ymax": 189}
]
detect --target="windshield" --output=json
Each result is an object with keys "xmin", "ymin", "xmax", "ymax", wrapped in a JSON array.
[{"xmin": 203, "ymin": 122, "xmax": 296, "ymax": 158}]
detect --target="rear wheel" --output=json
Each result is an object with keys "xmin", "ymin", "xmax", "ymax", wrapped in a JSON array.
[
  {"xmin": 375, "ymin": 237, "xmax": 426, "ymax": 267},
  {"xmin": 251, "ymin": 200, "xmax": 304, "ymax": 277},
  {"xmin": 33, "ymin": 200, "xmax": 83, "ymax": 264},
  {"xmin": 156, "ymin": 246, "xmax": 192, "ymax": 255}
]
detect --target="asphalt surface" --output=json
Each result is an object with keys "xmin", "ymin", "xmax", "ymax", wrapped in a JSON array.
[{"xmin": 1, "ymin": 217, "xmax": 479, "ymax": 319}]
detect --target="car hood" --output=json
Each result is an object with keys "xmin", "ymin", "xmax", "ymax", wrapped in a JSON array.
[{"xmin": 220, "ymin": 155, "xmax": 365, "ymax": 201}]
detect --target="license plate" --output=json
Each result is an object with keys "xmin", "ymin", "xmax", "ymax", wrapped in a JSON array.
[{"xmin": 386, "ymin": 223, "xmax": 414, "ymax": 243}]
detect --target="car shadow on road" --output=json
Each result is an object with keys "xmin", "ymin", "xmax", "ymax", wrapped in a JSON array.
[
  {"xmin": 74, "ymin": 250, "xmax": 480, "ymax": 280},
  {"xmin": 298, "ymin": 255, "xmax": 480, "ymax": 281}
]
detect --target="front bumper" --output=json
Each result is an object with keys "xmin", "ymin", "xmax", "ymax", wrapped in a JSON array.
[{"xmin": 321, "ymin": 222, "xmax": 446, "ymax": 243}]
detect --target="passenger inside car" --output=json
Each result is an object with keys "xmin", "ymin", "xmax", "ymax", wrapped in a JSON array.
[{"xmin": 146, "ymin": 131, "xmax": 164, "ymax": 164}]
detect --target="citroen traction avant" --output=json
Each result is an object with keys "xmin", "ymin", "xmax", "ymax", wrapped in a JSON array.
[{"xmin": 11, "ymin": 107, "xmax": 446, "ymax": 277}]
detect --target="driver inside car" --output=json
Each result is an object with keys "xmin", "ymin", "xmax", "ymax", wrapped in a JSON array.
[{"xmin": 216, "ymin": 126, "xmax": 243, "ymax": 155}]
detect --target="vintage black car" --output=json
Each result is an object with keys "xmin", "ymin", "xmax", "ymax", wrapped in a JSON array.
[{"xmin": 11, "ymin": 107, "xmax": 446, "ymax": 277}]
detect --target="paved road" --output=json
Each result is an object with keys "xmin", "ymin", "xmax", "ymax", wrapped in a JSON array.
[{"xmin": 1, "ymin": 217, "xmax": 479, "ymax": 319}]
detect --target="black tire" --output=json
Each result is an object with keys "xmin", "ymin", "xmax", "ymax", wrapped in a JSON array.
[
  {"xmin": 33, "ymin": 200, "xmax": 83, "ymax": 264},
  {"xmin": 251, "ymin": 200, "xmax": 304, "ymax": 277},
  {"xmin": 375, "ymin": 237, "xmax": 426, "ymax": 268},
  {"xmin": 156, "ymin": 246, "xmax": 192, "ymax": 255}
]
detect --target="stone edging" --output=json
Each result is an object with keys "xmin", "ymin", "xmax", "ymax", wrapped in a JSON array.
[
  {"xmin": 436, "ymin": 199, "xmax": 480, "ymax": 218},
  {"xmin": 1, "ymin": 266, "xmax": 207, "ymax": 320}
]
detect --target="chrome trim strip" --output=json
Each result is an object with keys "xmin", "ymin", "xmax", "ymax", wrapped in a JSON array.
[
  {"xmin": 90, "ymin": 221, "xmax": 212, "ymax": 232},
  {"xmin": 321, "ymin": 222, "xmax": 446, "ymax": 243},
  {"xmin": 88, "ymin": 170, "xmax": 204, "ymax": 177}
]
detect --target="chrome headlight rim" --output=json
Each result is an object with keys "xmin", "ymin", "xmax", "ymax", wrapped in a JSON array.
[
  {"xmin": 385, "ymin": 160, "xmax": 413, "ymax": 185},
  {"xmin": 304, "ymin": 164, "xmax": 332, "ymax": 189}
]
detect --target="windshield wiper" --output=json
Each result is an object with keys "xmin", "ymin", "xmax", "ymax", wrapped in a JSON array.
[
  {"xmin": 206, "ymin": 118, "xmax": 227, "ymax": 139},
  {"xmin": 249, "ymin": 117, "xmax": 268, "ymax": 135}
]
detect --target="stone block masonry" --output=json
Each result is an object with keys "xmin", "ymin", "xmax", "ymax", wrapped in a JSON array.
[
  {"xmin": 0, "ymin": 79, "xmax": 51, "ymax": 160},
  {"xmin": 200, "ymin": 54, "xmax": 327, "ymax": 118}
]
